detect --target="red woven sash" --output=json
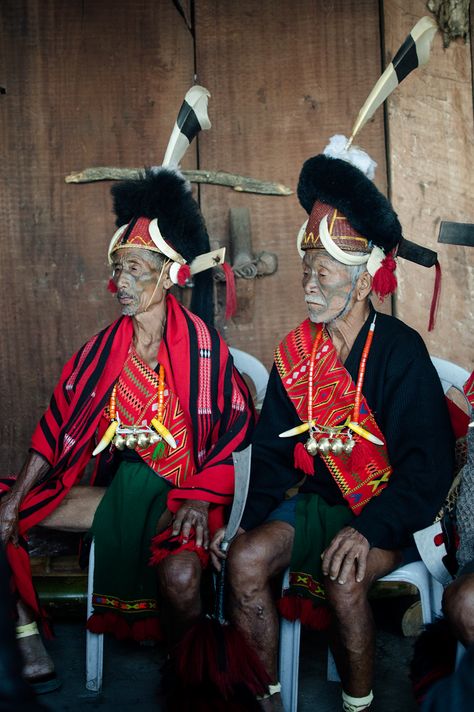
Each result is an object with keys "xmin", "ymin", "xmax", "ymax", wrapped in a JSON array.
[{"xmin": 275, "ymin": 320, "xmax": 392, "ymax": 514}]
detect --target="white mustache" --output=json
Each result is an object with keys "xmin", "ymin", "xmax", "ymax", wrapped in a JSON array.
[{"xmin": 305, "ymin": 296, "xmax": 325, "ymax": 306}]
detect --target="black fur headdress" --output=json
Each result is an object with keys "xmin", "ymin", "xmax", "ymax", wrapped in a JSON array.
[
  {"xmin": 111, "ymin": 168, "xmax": 213, "ymax": 324},
  {"xmin": 297, "ymin": 154, "xmax": 402, "ymax": 253}
]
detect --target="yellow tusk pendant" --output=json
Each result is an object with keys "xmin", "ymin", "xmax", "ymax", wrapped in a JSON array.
[
  {"xmin": 346, "ymin": 420, "xmax": 384, "ymax": 446},
  {"xmin": 92, "ymin": 420, "xmax": 118, "ymax": 456},
  {"xmin": 279, "ymin": 420, "xmax": 315, "ymax": 438},
  {"xmin": 151, "ymin": 418, "xmax": 177, "ymax": 449}
]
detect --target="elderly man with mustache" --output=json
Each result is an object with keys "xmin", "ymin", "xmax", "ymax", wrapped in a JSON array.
[
  {"xmin": 0, "ymin": 167, "xmax": 254, "ymax": 694},
  {"xmin": 211, "ymin": 137, "xmax": 454, "ymax": 712}
]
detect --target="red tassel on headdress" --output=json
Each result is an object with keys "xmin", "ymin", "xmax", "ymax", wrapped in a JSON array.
[
  {"xmin": 293, "ymin": 442, "xmax": 315, "ymax": 475},
  {"xmin": 428, "ymin": 260, "xmax": 441, "ymax": 332},
  {"xmin": 372, "ymin": 252, "xmax": 397, "ymax": 300},
  {"xmin": 177, "ymin": 264, "xmax": 191, "ymax": 287},
  {"xmin": 222, "ymin": 262, "xmax": 237, "ymax": 319},
  {"xmin": 107, "ymin": 278, "xmax": 118, "ymax": 293}
]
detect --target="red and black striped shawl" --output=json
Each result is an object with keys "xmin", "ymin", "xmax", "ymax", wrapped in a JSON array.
[{"xmin": 1, "ymin": 294, "xmax": 254, "ymax": 617}]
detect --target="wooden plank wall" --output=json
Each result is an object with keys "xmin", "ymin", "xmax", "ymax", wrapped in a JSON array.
[
  {"xmin": 1, "ymin": 1, "xmax": 472, "ymax": 474},
  {"xmin": 383, "ymin": 0, "xmax": 473, "ymax": 371},
  {"xmin": 0, "ymin": 0, "xmax": 195, "ymax": 472},
  {"xmin": 195, "ymin": 0, "xmax": 387, "ymax": 366}
]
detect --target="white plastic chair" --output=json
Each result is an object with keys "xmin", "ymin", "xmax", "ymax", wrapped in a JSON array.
[
  {"xmin": 279, "ymin": 356, "xmax": 470, "ymax": 712},
  {"xmin": 229, "ymin": 347, "xmax": 269, "ymax": 408},
  {"xmin": 85, "ymin": 348, "xmax": 270, "ymax": 692},
  {"xmin": 86, "ymin": 539, "xmax": 103, "ymax": 692}
]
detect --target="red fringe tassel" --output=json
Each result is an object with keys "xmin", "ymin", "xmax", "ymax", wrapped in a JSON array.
[
  {"xmin": 171, "ymin": 617, "xmax": 271, "ymax": 699},
  {"xmin": 293, "ymin": 442, "xmax": 315, "ymax": 475},
  {"xmin": 87, "ymin": 611, "xmax": 163, "ymax": 641},
  {"xmin": 277, "ymin": 595, "xmax": 331, "ymax": 631},
  {"xmin": 222, "ymin": 263, "xmax": 237, "ymax": 319},
  {"xmin": 428, "ymin": 260, "xmax": 442, "ymax": 332},
  {"xmin": 107, "ymin": 278, "xmax": 118, "ymax": 293}
]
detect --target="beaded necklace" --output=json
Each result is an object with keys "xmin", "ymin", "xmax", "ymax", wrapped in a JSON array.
[
  {"xmin": 280, "ymin": 313, "xmax": 382, "ymax": 455},
  {"xmin": 92, "ymin": 363, "xmax": 176, "ymax": 457}
]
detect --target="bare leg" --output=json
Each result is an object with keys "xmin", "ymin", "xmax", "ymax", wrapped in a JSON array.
[
  {"xmin": 16, "ymin": 486, "xmax": 105, "ymax": 681},
  {"xmin": 443, "ymin": 572, "xmax": 474, "ymax": 646},
  {"xmin": 156, "ymin": 551, "xmax": 203, "ymax": 644},
  {"xmin": 325, "ymin": 547, "xmax": 402, "ymax": 701},
  {"xmin": 16, "ymin": 600, "xmax": 55, "ymax": 681},
  {"xmin": 228, "ymin": 521, "xmax": 294, "ymax": 711}
]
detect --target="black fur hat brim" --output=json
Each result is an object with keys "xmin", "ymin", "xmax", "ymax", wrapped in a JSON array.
[
  {"xmin": 111, "ymin": 168, "xmax": 210, "ymax": 264},
  {"xmin": 297, "ymin": 155, "xmax": 402, "ymax": 253}
]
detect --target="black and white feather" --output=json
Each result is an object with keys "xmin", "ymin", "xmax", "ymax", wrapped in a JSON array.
[
  {"xmin": 162, "ymin": 86, "xmax": 211, "ymax": 168},
  {"xmin": 348, "ymin": 16, "xmax": 437, "ymax": 145}
]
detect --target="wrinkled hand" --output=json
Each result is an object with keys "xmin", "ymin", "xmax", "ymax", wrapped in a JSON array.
[
  {"xmin": 209, "ymin": 526, "xmax": 244, "ymax": 571},
  {"xmin": 0, "ymin": 494, "xmax": 21, "ymax": 546},
  {"xmin": 321, "ymin": 527, "xmax": 370, "ymax": 585},
  {"xmin": 172, "ymin": 500, "xmax": 210, "ymax": 548}
]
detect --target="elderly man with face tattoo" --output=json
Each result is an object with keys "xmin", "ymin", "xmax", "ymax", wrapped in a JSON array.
[
  {"xmin": 0, "ymin": 167, "xmax": 254, "ymax": 693},
  {"xmin": 210, "ymin": 137, "xmax": 454, "ymax": 712}
]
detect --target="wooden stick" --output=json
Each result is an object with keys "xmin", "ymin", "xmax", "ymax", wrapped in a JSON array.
[{"xmin": 65, "ymin": 167, "xmax": 293, "ymax": 195}]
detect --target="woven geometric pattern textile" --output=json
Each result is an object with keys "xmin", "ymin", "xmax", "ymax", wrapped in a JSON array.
[
  {"xmin": 109, "ymin": 348, "xmax": 193, "ymax": 484},
  {"xmin": 275, "ymin": 319, "xmax": 392, "ymax": 514}
]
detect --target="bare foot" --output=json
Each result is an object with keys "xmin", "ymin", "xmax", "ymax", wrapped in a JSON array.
[
  {"xmin": 259, "ymin": 692, "xmax": 285, "ymax": 711},
  {"xmin": 17, "ymin": 633, "xmax": 55, "ymax": 680}
]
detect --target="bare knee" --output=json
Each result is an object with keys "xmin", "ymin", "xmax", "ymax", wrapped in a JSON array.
[
  {"xmin": 157, "ymin": 552, "xmax": 201, "ymax": 606},
  {"xmin": 325, "ymin": 574, "xmax": 368, "ymax": 619},
  {"xmin": 227, "ymin": 534, "xmax": 269, "ymax": 597},
  {"xmin": 443, "ymin": 574, "xmax": 474, "ymax": 644}
]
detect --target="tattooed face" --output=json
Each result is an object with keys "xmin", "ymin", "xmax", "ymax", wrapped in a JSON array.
[
  {"xmin": 302, "ymin": 250, "xmax": 356, "ymax": 324},
  {"xmin": 111, "ymin": 249, "xmax": 165, "ymax": 316}
]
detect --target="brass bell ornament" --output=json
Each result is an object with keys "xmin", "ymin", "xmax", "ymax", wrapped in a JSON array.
[
  {"xmin": 304, "ymin": 436, "xmax": 319, "ymax": 456},
  {"xmin": 330, "ymin": 439, "xmax": 344, "ymax": 455},
  {"xmin": 125, "ymin": 433, "xmax": 138, "ymax": 450},
  {"xmin": 318, "ymin": 437, "xmax": 331, "ymax": 455},
  {"xmin": 137, "ymin": 432, "xmax": 150, "ymax": 449},
  {"xmin": 113, "ymin": 434, "xmax": 126, "ymax": 451}
]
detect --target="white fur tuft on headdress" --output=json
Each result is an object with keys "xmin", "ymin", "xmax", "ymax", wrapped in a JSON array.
[{"xmin": 323, "ymin": 134, "xmax": 377, "ymax": 180}]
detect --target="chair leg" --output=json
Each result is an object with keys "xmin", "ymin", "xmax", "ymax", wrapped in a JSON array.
[
  {"xmin": 327, "ymin": 648, "xmax": 340, "ymax": 682},
  {"xmin": 430, "ymin": 578, "xmax": 444, "ymax": 620},
  {"xmin": 279, "ymin": 617, "xmax": 301, "ymax": 712},
  {"xmin": 455, "ymin": 641, "xmax": 466, "ymax": 670},
  {"xmin": 86, "ymin": 539, "xmax": 103, "ymax": 692},
  {"xmin": 86, "ymin": 629, "xmax": 104, "ymax": 692}
]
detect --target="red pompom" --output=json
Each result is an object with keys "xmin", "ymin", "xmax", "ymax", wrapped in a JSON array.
[
  {"xmin": 293, "ymin": 442, "xmax": 315, "ymax": 475},
  {"xmin": 372, "ymin": 252, "xmax": 397, "ymax": 300},
  {"xmin": 107, "ymin": 278, "xmax": 118, "ymax": 293},
  {"xmin": 177, "ymin": 264, "xmax": 191, "ymax": 286}
]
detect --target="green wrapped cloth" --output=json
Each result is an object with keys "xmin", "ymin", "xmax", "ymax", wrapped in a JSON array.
[
  {"xmin": 88, "ymin": 459, "xmax": 171, "ymax": 640},
  {"xmin": 278, "ymin": 493, "xmax": 352, "ymax": 629}
]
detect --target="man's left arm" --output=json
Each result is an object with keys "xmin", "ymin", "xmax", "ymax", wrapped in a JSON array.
[
  {"xmin": 352, "ymin": 343, "xmax": 454, "ymax": 552},
  {"xmin": 323, "ymin": 336, "xmax": 454, "ymax": 582}
]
